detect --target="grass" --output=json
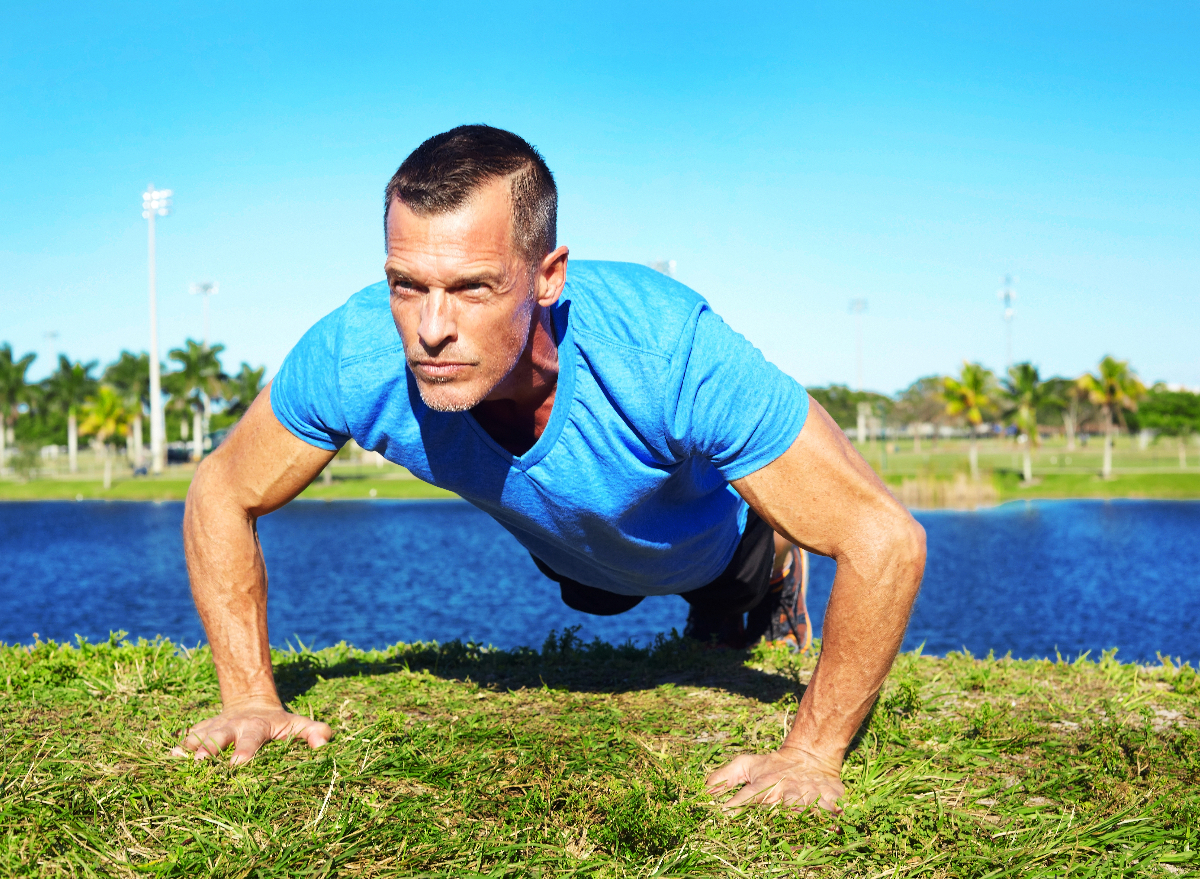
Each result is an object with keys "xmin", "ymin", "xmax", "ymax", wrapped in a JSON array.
[
  {"xmin": 0, "ymin": 471, "xmax": 453, "ymax": 502},
  {"xmin": 993, "ymin": 471, "xmax": 1200, "ymax": 501},
  {"xmin": 2, "ymin": 631, "xmax": 1198, "ymax": 876}
]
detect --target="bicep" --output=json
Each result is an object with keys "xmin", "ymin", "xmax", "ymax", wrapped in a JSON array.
[
  {"xmin": 199, "ymin": 382, "xmax": 336, "ymax": 517},
  {"xmin": 731, "ymin": 396, "xmax": 908, "ymax": 560}
]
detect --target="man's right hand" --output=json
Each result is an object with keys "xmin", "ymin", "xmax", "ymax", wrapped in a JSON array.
[
  {"xmin": 171, "ymin": 701, "xmax": 332, "ymax": 766},
  {"xmin": 179, "ymin": 384, "xmax": 337, "ymax": 767}
]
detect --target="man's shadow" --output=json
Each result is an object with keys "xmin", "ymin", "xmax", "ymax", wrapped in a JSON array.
[{"xmin": 273, "ymin": 629, "xmax": 879, "ymax": 749}]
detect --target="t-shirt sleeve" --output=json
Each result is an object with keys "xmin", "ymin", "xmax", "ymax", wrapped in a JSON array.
[
  {"xmin": 270, "ymin": 308, "xmax": 351, "ymax": 451},
  {"xmin": 664, "ymin": 305, "xmax": 808, "ymax": 482}
]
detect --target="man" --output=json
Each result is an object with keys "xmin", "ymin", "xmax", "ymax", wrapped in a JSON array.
[{"xmin": 174, "ymin": 125, "xmax": 925, "ymax": 812}]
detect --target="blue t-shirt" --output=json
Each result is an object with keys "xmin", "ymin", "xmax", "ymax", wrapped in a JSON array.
[{"xmin": 271, "ymin": 261, "xmax": 808, "ymax": 596}]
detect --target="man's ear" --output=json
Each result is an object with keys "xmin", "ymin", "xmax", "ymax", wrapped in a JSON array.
[{"xmin": 535, "ymin": 246, "xmax": 569, "ymax": 307}]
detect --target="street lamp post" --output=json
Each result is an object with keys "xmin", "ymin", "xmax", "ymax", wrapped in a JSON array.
[
  {"xmin": 189, "ymin": 281, "xmax": 218, "ymax": 348},
  {"xmin": 143, "ymin": 185, "xmax": 172, "ymax": 474},
  {"xmin": 189, "ymin": 281, "xmax": 218, "ymax": 441},
  {"xmin": 849, "ymin": 298, "xmax": 868, "ymax": 392},
  {"xmin": 998, "ymin": 274, "xmax": 1017, "ymax": 371}
]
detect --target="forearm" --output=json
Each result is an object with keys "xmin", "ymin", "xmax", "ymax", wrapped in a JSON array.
[
  {"xmin": 183, "ymin": 463, "xmax": 280, "ymax": 709},
  {"xmin": 785, "ymin": 536, "xmax": 924, "ymax": 763}
]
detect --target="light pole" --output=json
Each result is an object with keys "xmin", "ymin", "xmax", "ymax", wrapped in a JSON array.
[
  {"xmin": 189, "ymin": 281, "xmax": 218, "ymax": 441},
  {"xmin": 189, "ymin": 281, "xmax": 218, "ymax": 348},
  {"xmin": 143, "ymin": 185, "xmax": 172, "ymax": 474},
  {"xmin": 998, "ymin": 274, "xmax": 1017, "ymax": 372},
  {"xmin": 849, "ymin": 298, "xmax": 868, "ymax": 392}
]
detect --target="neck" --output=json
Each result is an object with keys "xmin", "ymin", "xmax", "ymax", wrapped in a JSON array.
[{"xmin": 471, "ymin": 305, "xmax": 560, "ymax": 455}]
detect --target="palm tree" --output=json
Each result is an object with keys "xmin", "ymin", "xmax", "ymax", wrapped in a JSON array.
[
  {"xmin": 894, "ymin": 375, "xmax": 945, "ymax": 453},
  {"xmin": 42, "ymin": 356, "xmax": 99, "ymax": 474},
  {"xmin": 79, "ymin": 386, "xmax": 130, "ymax": 489},
  {"xmin": 103, "ymin": 351, "xmax": 150, "ymax": 469},
  {"xmin": 1078, "ymin": 356, "xmax": 1146, "ymax": 479},
  {"xmin": 223, "ymin": 363, "xmax": 266, "ymax": 419},
  {"xmin": 1001, "ymin": 363, "xmax": 1056, "ymax": 483},
  {"xmin": 942, "ymin": 361, "xmax": 995, "ymax": 481},
  {"xmin": 166, "ymin": 339, "xmax": 226, "ymax": 462},
  {"xmin": 1043, "ymin": 377, "xmax": 1091, "ymax": 451},
  {"xmin": 1138, "ymin": 387, "xmax": 1200, "ymax": 470},
  {"xmin": 0, "ymin": 344, "xmax": 37, "ymax": 473}
]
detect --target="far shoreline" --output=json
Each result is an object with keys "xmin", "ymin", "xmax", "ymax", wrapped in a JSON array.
[{"xmin": 3, "ymin": 473, "xmax": 1199, "ymax": 506}]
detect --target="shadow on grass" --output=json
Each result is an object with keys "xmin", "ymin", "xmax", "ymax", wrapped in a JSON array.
[
  {"xmin": 272, "ymin": 628, "xmax": 883, "ymax": 757},
  {"xmin": 274, "ymin": 627, "xmax": 802, "ymax": 706}
]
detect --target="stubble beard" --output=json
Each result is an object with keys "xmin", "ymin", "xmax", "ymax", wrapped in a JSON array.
[{"xmin": 408, "ymin": 315, "xmax": 531, "ymax": 414}]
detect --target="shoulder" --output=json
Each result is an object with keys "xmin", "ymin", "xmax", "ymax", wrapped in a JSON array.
[
  {"xmin": 336, "ymin": 280, "xmax": 400, "ymax": 363},
  {"xmin": 562, "ymin": 261, "xmax": 708, "ymax": 358}
]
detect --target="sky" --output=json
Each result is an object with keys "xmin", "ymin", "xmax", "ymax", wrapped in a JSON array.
[{"xmin": 2, "ymin": 1, "xmax": 1197, "ymax": 393}]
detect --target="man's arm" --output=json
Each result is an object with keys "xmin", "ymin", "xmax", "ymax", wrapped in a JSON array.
[
  {"xmin": 706, "ymin": 396, "xmax": 926, "ymax": 811},
  {"xmin": 171, "ymin": 383, "xmax": 337, "ymax": 765}
]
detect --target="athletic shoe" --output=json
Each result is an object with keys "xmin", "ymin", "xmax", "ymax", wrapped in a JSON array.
[
  {"xmin": 683, "ymin": 607, "xmax": 746, "ymax": 649},
  {"xmin": 746, "ymin": 547, "xmax": 812, "ymax": 653}
]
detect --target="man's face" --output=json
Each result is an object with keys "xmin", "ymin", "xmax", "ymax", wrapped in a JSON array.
[{"xmin": 384, "ymin": 178, "xmax": 535, "ymax": 412}]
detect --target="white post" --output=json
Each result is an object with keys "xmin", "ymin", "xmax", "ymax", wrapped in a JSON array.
[
  {"xmin": 143, "ymin": 186, "xmax": 172, "ymax": 475},
  {"xmin": 192, "ymin": 409, "xmax": 203, "ymax": 462},
  {"xmin": 132, "ymin": 413, "xmax": 144, "ymax": 468},
  {"xmin": 68, "ymin": 411, "xmax": 78, "ymax": 473},
  {"xmin": 148, "ymin": 208, "xmax": 163, "ymax": 473}
]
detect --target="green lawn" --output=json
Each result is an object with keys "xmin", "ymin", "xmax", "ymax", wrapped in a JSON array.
[
  {"xmin": 2, "ymin": 633, "xmax": 1197, "ymax": 876},
  {"xmin": 0, "ymin": 474, "xmax": 197, "ymax": 502},
  {"xmin": 994, "ymin": 471, "xmax": 1200, "ymax": 501},
  {"xmin": 0, "ymin": 472, "xmax": 454, "ymax": 502}
]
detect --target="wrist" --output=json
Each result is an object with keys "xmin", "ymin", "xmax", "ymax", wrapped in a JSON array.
[
  {"xmin": 222, "ymin": 692, "xmax": 284, "ymax": 713},
  {"xmin": 777, "ymin": 742, "xmax": 844, "ymax": 775}
]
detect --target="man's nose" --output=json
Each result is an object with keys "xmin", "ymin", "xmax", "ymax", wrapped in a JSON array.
[{"xmin": 418, "ymin": 289, "xmax": 457, "ymax": 349}]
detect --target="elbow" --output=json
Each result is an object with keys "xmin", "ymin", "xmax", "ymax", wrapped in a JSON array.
[
  {"xmin": 185, "ymin": 453, "xmax": 218, "ymax": 511},
  {"xmin": 890, "ymin": 514, "xmax": 926, "ymax": 601},
  {"xmin": 185, "ymin": 451, "xmax": 240, "ymax": 524}
]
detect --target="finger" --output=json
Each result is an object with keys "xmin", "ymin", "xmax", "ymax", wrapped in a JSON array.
[
  {"xmin": 190, "ymin": 727, "xmax": 236, "ymax": 760},
  {"xmin": 299, "ymin": 720, "xmax": 333, "ymax": 749},
  {"xmin": 229, "ymin": 725, "xmax": 270, "ymax": 767},
  {"xmin": 723, "ymin": 777, "xmax": 782, "ymax": 810},
  {"xmin": 705, "ymin": 755, "xmax": 757, "ymax": 793},
  {"xmin": 173, "ymin": 724, "xmax": 209, "ymax": 754},
  {"xmin": 817, "ymin": 787, "xmax": 844, "ymax": 814}
]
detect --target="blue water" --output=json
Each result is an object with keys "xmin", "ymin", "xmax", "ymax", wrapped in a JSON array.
[{"xmin": 1, "ymin": 499, "xmax": 1197, "ymax": 663}]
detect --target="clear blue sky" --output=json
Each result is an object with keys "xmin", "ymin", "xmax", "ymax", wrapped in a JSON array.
[{"xmin": 2, "ymin": 1, "xmax": 1197, "ymax": 392}]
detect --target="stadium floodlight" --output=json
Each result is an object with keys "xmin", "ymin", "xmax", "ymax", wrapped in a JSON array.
[{"xmin": 142, "ymin": 185, "xmax": 172, "ymax": 474}]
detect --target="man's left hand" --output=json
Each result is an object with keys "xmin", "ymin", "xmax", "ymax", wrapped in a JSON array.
[{"xmin": 705, "ymin": 746, "xmax": 845, "ymax": 813}]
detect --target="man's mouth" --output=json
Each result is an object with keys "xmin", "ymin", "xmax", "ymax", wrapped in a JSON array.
[{"xmin": 409, "ymin": 360, "xmax": 475, "ymax": 382}]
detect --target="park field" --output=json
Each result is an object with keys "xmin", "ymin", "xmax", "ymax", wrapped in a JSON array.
[
  {"xmin": 3, "ymin": 436, "xmax": 1198, "ymax": 504},
  {"xmin": 1, "ymin": 633, "xmax": 1197, "ymax": 876},
  {"xmin": 0, "ymin": 469, "xmax": 454, "ymax": 502}
]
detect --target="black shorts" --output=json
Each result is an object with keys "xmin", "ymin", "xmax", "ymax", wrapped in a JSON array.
[{"xmin": 531, "ymin": 508, "xmax": 776, "ymax": 617}]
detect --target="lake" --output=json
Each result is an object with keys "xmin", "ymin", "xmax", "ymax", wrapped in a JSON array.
[{"xmin": 1, "ymin": 499, "xmax": 1197, "ymax": 664}]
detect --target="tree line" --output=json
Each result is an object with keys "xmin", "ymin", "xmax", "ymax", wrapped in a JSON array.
[
  {"xmin": 0, "ymin": 341, "xmax": 265, "ymax": 481},
  {"xmin": 4, "ymin": 342, "xmax": 1199, "ymax": 485},
  {"xmin": 809, "ymin": 356, "xmax": 1200, "ymax": 481}
]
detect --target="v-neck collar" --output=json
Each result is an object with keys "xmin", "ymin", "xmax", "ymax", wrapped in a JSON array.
[{"xmin": 461, "ymin": 299, "xmax": 575, "ymax": 472}]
